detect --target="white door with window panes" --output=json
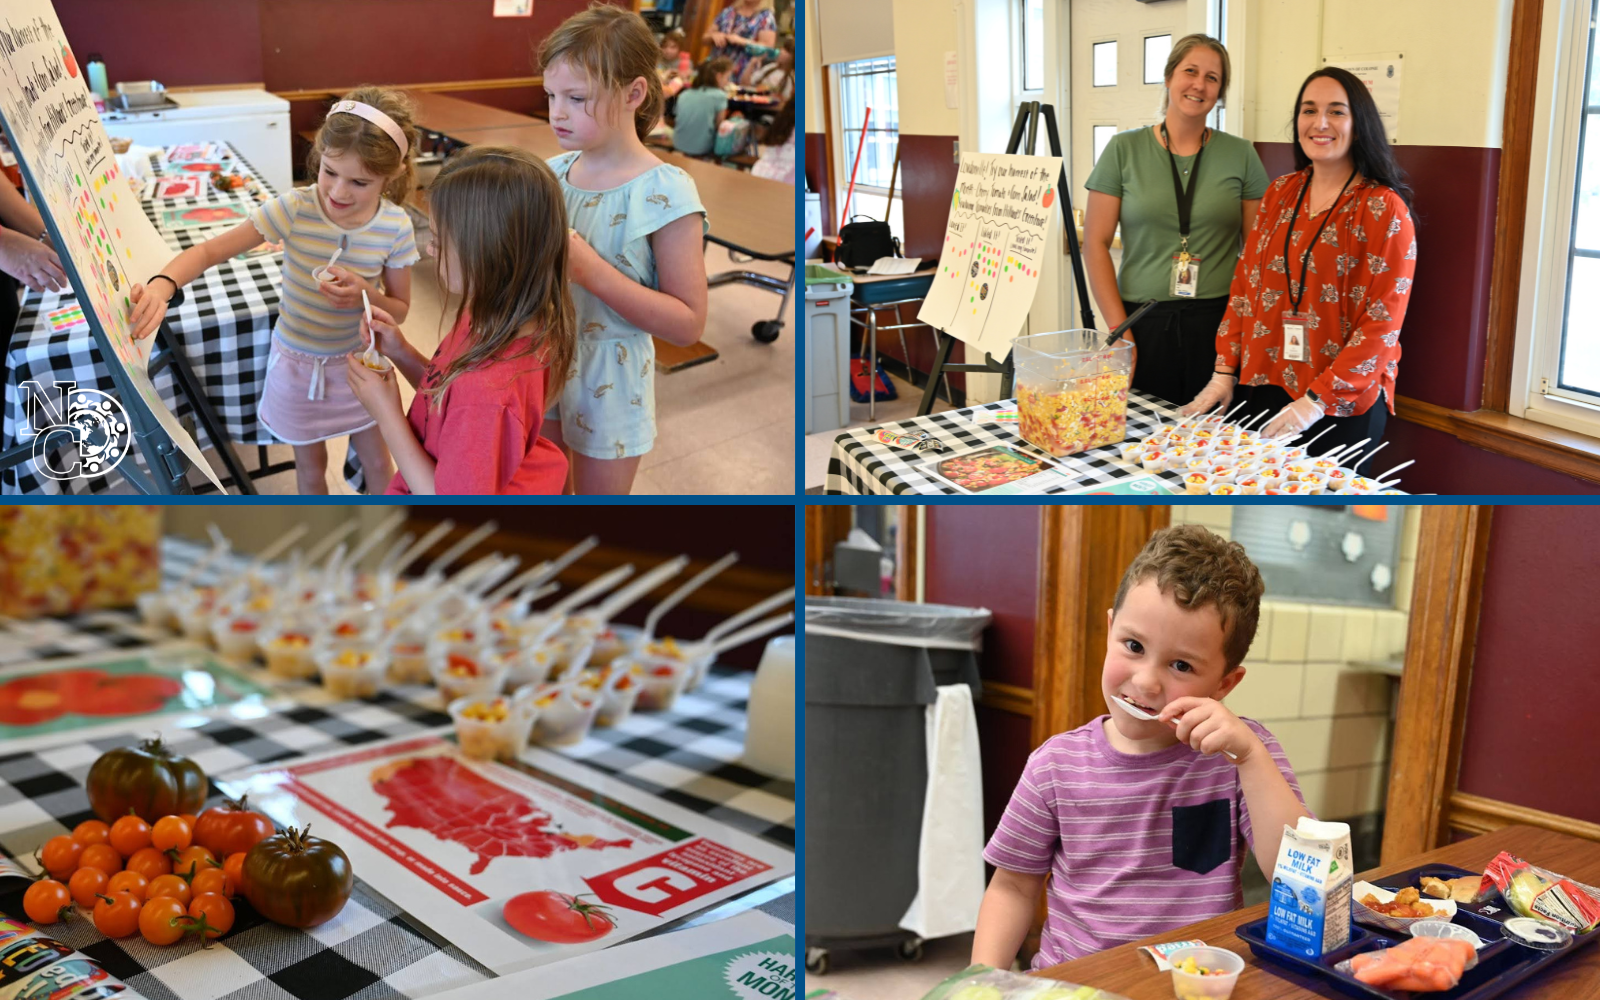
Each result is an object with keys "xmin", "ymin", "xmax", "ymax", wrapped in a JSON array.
[{"xmin": 832, "ymin": 56, "xmax": 902, "ymax": 239}]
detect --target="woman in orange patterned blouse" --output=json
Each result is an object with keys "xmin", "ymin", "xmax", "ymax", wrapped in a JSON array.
[{"xmin": 1182, "ymin": 67, "xmax": 1416, "ymax": 472}]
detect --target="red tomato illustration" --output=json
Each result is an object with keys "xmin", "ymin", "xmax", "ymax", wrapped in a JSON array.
[
  {"xmin": 503, "ymin": 891, "xmax": 616, "ymax": 944},
  {"xmin": 62, "ymin": 44, "xmax": 78, "ymax": 78},
  {"xmin": 1042, "ymin": 184, "xmax": 1055, "ymax": 209}
]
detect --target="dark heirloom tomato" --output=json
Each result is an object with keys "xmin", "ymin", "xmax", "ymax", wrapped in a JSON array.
[
  {"xmin": 86, "ymin": 738, "xmax": 207, "ymax": 823},
  {"xmin": 192, "ymin": 795, "xmax": 275, "ymax": 858},
  {"xmin": 243, "ymin": 825, "xmax": 353, "ymax": 928}
]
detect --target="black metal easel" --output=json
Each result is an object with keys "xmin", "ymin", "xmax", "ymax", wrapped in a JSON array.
[{"xmin": 916, "ymin": 101, "xmax": 1097, "ymax": 416}]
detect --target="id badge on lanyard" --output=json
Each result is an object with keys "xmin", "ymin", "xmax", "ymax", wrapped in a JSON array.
[
  {"xmin": 1171, "ymin": 252, "xmax": 1202, "ymax": 298},
  {"xmin": 1282, "ymin": 313, "xmax": 1310, "ymax": 362}
]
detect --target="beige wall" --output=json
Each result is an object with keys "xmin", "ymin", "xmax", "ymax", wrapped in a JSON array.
[
  {"xmin": 805, "ymin": 0, "xmax": 825, "ymax": 133},
  {"xmin": 892, "ymin": 0, "xmax": 961, "ymax": 136},
  {"xmin": 1171, "ymin": 505, "xmax": 1421, "ymax": 821}
]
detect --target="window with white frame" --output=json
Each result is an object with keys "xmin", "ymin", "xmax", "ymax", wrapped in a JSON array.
[
  {"xmin": 833, "ymin": 56, "xmax": 902, "ymax": 234},
  {"xmin": 1555, "ymin": 4, "xmax": 1600, "ymax": 403},
  {"xmin": 1020, "ymin": 0, "xmax": 1045, "ymax": 93}
]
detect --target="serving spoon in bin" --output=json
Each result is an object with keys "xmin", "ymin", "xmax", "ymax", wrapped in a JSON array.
[{"xmin": 1111, "ymin": 696, "xmax": 1239, "ymax": 760}]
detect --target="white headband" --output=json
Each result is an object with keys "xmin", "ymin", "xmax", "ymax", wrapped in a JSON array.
[{"xmin": 330, "ymin": 100, "xmax": 408, "ymax": 157}]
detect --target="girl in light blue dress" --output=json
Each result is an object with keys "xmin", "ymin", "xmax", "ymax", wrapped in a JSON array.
[{"xmin": 538, "ymin": 4, "xmax": 710, "ymax": 494}]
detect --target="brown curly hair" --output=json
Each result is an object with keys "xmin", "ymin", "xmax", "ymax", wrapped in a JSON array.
[
  {"xmin": 1112, "ymin": 524, "xmax": 1264, "ymax": 670},
  {"xmin": 537, "ymin": 2, "xmax": 665, "ymax": 142},
  {"xmin": 306, "ymin": 85, "xmax": 419, "ymax": 205}
]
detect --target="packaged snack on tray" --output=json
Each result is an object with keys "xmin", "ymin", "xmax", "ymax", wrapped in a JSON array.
[
  {"xmin": 1013, "ymin": 331, "xmax": 1133, "ymax": 458},
  {"xmin": 1480, "ymin": 851, "xmax": 1600, "ymax": 933},
  {"xmin": 915, "ymin": 964, "xmax": 1130, "ymax": 1000},
  {"xmin": 1335, "ymin": 935, "xmax": 1476, "ymax": 992}
]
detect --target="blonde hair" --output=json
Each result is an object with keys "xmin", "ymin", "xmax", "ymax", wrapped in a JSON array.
[
  {"xmin": 1112, "ymin": 524, "xmax": 1264, "ymax": 671},
  {"xmin": 1160, "ymin": 34, "xmax": 1231, "ymax": 114},
  {"xmin": 424, "ymin": 146, "xmax": 576, "ymax": 407},
  {"xmin": 538, "ymin": 2, "xmax": 665, "ymax": 142},
  {"xmin": 306, "ymin": 85, "xmax": 419, "ymax": 205}
]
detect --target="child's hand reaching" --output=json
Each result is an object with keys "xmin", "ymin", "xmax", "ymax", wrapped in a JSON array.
[
  {"xmin": 1158, "ymin": 697, "xmax": 1260, "ymax": 764},
  {"xmin": 345, "ymin": 351, "xmax": 401, "ymax": 418},
  {"xmin": 318, "ymin": 265, "xmax": 371, "ymax": 310},
  {"xmin": 127, "ymin": 281, "xmax": 173, "ymax": 341},
  {"xmin": 360, "ymin": 303, "xmax": 408, "ymax": 358}
]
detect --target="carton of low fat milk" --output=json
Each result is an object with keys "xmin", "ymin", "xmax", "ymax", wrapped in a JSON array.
[{"xmin": 1265, "ymin": 817, "xmax": 1354, "ymax": 957}]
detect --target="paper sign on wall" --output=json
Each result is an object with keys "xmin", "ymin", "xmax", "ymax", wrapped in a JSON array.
[
  {"xmin": 916, "ymin": 152, "xmax": 1064, "ymax": 361},
  {"xmin": 0, "ymin": 1, "xmax": 221, "ymax": 490},
  {"xmin": 494, "ymin": 0, "xmax": 534, "ymax": 16},
  {"xmin": 943, "ymin": 51, "xmax": 959, "ymax": 110},
  {"xmin": 1324, "ymin": 54, "xmax": 1402, "ymax": 143}
]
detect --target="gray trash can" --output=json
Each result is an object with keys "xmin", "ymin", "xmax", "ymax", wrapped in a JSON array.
[
  {"xmin": 805, "ymin": 265, "xmax": 853, "ymax": 434},
  {"xmin": 804, "ymin": 597, "xmax": 991, "ymax": 973}
]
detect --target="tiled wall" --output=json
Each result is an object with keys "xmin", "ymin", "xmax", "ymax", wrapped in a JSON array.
[{"xmin": 1168, "ymin": 507, "xmax": 1421, "ymax": 821}]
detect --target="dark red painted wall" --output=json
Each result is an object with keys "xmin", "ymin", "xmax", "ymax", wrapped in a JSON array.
[
  {"xmin": 924, "ymin": 506, "xmax": 1042, "ymax": 837},
  {"xmin": 1456, "ymin": 506, "xmax": 1600, "ymax": 824},
  {"xmin": 57, "ymin": 1, "xmax": 265, "ymax": 87},
  {"xmin": 1379, "ymin": 419, "xmax": 1600, "ymax": 495}
]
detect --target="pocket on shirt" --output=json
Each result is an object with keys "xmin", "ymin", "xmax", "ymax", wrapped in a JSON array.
[{"xmin": 1171, "ymin": 799, "xmax": 1232, "ymax": 875}]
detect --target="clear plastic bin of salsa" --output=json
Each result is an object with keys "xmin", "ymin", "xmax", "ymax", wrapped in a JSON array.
[{"xmin": 1013, "ymin": 330, "xmax": 1133, "ymax": 457}]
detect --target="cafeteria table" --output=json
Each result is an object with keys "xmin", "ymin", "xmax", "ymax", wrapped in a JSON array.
[
  {"xmin": 0, "ymin": 538, "xmax": 795, "ymax": 999},
  {"xmin": 1035, "ymin": 825, "xmax": 1600, "ymax": 1000},
  {"xmin": 1, "ymin": 144, "xmax": 365, "ymax": 495}
]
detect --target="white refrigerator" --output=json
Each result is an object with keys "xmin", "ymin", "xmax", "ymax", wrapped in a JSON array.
[{"xmin": 101, "ymin": 88, "xmax": 293, "ymax": 194}]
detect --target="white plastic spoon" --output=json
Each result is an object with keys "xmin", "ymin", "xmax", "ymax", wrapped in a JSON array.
[
  {"xmin": 1371, "ymin": 459, "xmax": 1415, "ymax": 484},
  {"xmin": 705, "ymin": 611, "xmax": 795, "ymax": 658},
  {"xmin": 1111, "ymin": 696, "xmax": 1239, "ymax": 760},
  {"xmin": 422, "ymin": 521, "xmax": 501, "ymax": 582},
  {"xmin": 589, "ymin": 555, "xmax": 693, "ymax": 623},
  {"xmin": 705, "ymin": 587, "xmax": 798, "ymax": 645},
  {"xmin": 390, "ymin": 520, "xmax": 456, "ymax": 581},
  {"xmin": 644, "ymin": 552, "xmax": 739, "ymax": 642}
]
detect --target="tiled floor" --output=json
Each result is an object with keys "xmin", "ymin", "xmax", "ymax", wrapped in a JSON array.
[
  {"xmin": 804, "ymin": 371, "xmax": 953, "ymax": 492},
  {"xmin": 132, "ymin": 231, "xmax": 794, "ymax": 495},
  {"xmin": 805, "ymin": 932, "xmax": 977, "ymax": 1000}
]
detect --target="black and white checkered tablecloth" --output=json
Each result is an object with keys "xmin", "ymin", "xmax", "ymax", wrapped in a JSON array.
[
  {"xmin": 0, "ymin": 541, "xmax": 793, "ymax": 999},
  {"xmin": 2, "ymin": 143, "xmax": 364, "ymax": 495},
  {"xmin": 825, "ymin": 389, "xmax": 1185, "ymax": 495}
]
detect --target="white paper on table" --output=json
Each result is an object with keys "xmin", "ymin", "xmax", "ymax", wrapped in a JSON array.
[
  {"xmin": 900, "ymin": 683, "xmax": 986, "ymax": 939},
  {"xmin": 425, "ymin": 910, "xmax": 795, "ymax": 1000},
  {"xmin": 867, "ymin": 256, "xmax": 923, "ymax": 275},
  {"xmin": 917, "ymin": 152, "xmax": 1063, "ymax": 361},
  {"xmin": 217, "ymin": 732, "xmax": 794, "ymax": 975}
]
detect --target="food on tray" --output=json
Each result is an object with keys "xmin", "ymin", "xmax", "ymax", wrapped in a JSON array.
[
  {"xmin": 1346, "ymin": 936, "xmax": 1474, "ymax": 992},
  {"xmin": 1482, "ymin": 851, "xmax": 1600, "ymax": 933},
  {"xmin": 1420, "ymin": 875, "xmax": 1481, "ymax": 903},
  {"xmin": 1361, "ymin": 886, "xmax": 1438, "ymax": 918},
  {"xmin": 1017, "ymin": 372, "xmax": 1131, "ymax": 457},
  {"xmin": 1175, "ymin": 956, "xmax": 1229, "ymax": 976},
  {"xmin": 242, "ymin": 825, "xmax": 353, "ymax": 928},
  {"xmin": 87, "ymin": 738, "xmax": 208, "ymax": 824}
]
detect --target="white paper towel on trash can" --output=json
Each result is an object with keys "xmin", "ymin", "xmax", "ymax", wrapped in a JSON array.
[{"xmin": 899, "ymin": 682, "xmax": 985, "ymax": 939}]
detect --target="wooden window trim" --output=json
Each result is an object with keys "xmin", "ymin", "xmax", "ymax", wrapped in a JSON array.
[{"xmin": 1396, "ymin": 395, "xmax": 1600, "ymax": 486}]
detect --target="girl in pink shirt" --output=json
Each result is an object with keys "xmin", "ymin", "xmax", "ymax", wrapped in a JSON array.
[{"xmin": 346, "ymin": 146, "xmax": 575, "ymax": 494}]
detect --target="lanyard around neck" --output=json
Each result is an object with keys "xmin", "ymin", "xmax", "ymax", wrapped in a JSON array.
[
  {"xmin": 1283, "ymin": 168, "xmax": 1356, "ymax": 313},
  {"xmin": 1160, "ymin": 123, "xmax": 1209, "ymax": 249}
]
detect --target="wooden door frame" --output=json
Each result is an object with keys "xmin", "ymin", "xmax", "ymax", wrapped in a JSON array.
[{"xmin": 804, "ymin": 506, "xmax": 854, "ymax": 596}]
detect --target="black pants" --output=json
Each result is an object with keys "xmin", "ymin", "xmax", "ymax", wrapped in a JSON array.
[
  {"xmin": 1123, "ymin": 296, "xmax": 1228, "ymax": 410},
  {"xmin": 1234, "ymin": 383, "xmax": 1390, "ymax": 476},
  {"xmin": 0, "ymin": 273, "xmax": 18, "ymax": 387}
]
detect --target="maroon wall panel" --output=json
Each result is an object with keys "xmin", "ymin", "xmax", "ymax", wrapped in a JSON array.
[
  {"xmin": 1377, "ymin": 418, "xmax": 1600, "ymax": 495},
  {"xmin": 804, "ymin": 133, "xmax": 832, "ymax": 235},
  {"xmin": 924, "ymin": 506, "xmax": 1041, "ymax": 690},
  {"xmin": 1456, "ymin": 507, "xmax": 1600, "ymax": 824},
  {"xmin": 976, "ymin": 702, "xmax": 1036, "ymax": 842},
  {"xmin": 899, "ymin": 134, "xmax": 959, "ymax": 261},
  {"xmin": 1254, "ymin": 143, "xmax": 1498, "ymax": 414},
  {"xmin": 57, "ymin": 1, "xmax": 264, "ymax": 87}
]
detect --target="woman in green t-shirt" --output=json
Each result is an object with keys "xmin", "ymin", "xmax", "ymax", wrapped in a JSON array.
[{"xmin": 1082, "ymin": 34, "xmax": 1269, "ymax": 407}]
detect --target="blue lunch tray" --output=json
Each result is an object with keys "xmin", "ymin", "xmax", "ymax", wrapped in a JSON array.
[{"xmin": 1236, "ymin": 863, "xmax": 1599, "ymax": 1000}]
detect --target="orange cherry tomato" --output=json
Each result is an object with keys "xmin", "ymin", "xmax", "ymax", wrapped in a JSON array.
[
  {"xmin": 39, "ymin": 835, "xmax": 83, "ymax": 878},
  {"xmin": 79, "ymin": 843, "xmax": 123, "ymax": 876},
  {"xmin": 222, "ymin": 853, "xmax": 248, "ymax": 895},
  {"xmin": 92, "ymin": 891, "xmax": 143, "ymax": 938},
  {"xmin": 151, "ymin": 815, "xmax": 193, "ymax": 853},
  {"xmin": 188, "ymin": 892, "xmax": 235, "ymax": 940},
  {"xmin": 68, "ymin": 865, "xmax": 109, "ymax": 908},
  {"xmin": 108, "ymin": 815, "xmax": 152, "ymax": 858},
  {"xmin": 170, "ymin": 845, "xmax": 216, "ymax": 879},
  {"xmin": 72, "ymin": 819, "xmax": 111, "ymax": 847},
  {"xmin": 179, "ymin": 814, "xmax": 198, "ymax": 828},
  {"xmin": 190, "ymin": 867, "xmax": 231, "ymax": 898},
  {"xmin": 106, "ymin": 870, "xmax": 149, "ymax": 901},
  {"xmin": 23, "ymin": 879, "xmax": 71, "ymax": 924},
  {"xmin": 139, "ymin": 895, "xmax": 190, "ymax": 946},
  {"xmin": 144, "ymin": 874, "xmax": 192, "ymax": 908},
  {"xmin": 125, "ymin": 847, "xmax": 171, "ymax": 880}
]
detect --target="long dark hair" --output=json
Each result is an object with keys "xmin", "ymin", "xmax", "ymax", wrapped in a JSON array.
[
  {"xmin": 1289, "ymin": 67, "xmax": 1413, "ymax": 210},
  {"xmin": 762, "ymin": 97, "xmax": 794, "ymax": 146}
]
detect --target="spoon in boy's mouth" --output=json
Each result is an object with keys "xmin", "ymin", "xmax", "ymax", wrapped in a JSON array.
[{"xmin": 1111, "ymin": 695, "xmax": 1240, "ymax": 760}]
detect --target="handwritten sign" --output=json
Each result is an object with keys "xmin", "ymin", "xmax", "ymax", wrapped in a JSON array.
[
  {"xmin": 0, "ymin": 1, "xmax": 219, "ymax": 490},
  {"xmin": 917, "ymin": 152, "xmax": 1063, "ymax": 360}
]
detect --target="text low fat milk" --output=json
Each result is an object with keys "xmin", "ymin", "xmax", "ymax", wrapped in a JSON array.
[{"xmin": 1265, "ymin": 817, "xmax": 1354, "ymax": 958}]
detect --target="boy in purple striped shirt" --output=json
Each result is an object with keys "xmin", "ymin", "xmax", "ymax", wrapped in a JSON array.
[{"xmin": 973, "ymin": 525, "xmax": 1310, "ymax": 971}]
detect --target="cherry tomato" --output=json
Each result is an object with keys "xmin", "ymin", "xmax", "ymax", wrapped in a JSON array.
[
  {"xmin": 188, "ymin": 892, "xmax": 235, "ymax": 940},
  {"xmin": 125, "ymin": 847, "xmax": 171, "ymax": 880},
  {"xmin": 68, "ymin": 865, "xmax": 109, "ymax": 908},
  {"xmin": 190, "ymin": 867, "xmax": 231, "ymax": 898},
  {"xmin": 92, "ymin": 891, "xmax": 143, "ymax": 938},
  {"xmin": 72, "ymin": 819, "xmax": 111, "ymax": 847},
  {"xmin": 139, "ymin": 895, "xmax": 189, "ymax": 946},
  {"xmin": 23, "ymin": 879, "xmax": 72, "ymax": 924},
  {"xmin": 222, "ymin": 853, "xmax": 248, "ymax": 895},
  {"xmin": 108, "ymin": 815, "xmax": 152, "ymax": 857},
  {"xmin": 79, "ymin": 843, "xmax": 123, "ymax": 876},
  {"xmin": 39, "ymin": 834, "xmax": 83, "ymax": 878},
  {"xmin": 144, "ymin": 873, "xmax": 192, "ymax": 908},
  {"xmin": 179, "ymin": 814, "xmax": 198, "ymax": 828},
  {"xmin": 170, "ymin": 845, "xmax": 215, "ymax": 879},
  {"xmin": 501, "ymin": 891, "xmax": 616, "ymax": 944},
  {"xmin": 193, "ymin": 797, "xmax": 275, "ymax": 858},
  {"xmin": 151, "ymin": 815, "xmax": 193, "ymax": 853},
  {"xmin": 106, "ymin": 870, "xmax": 149, "ymax": 901}
]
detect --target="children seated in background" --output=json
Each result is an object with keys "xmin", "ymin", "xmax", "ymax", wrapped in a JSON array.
[
  {"xmin": 752, "ymin": 98, "xmax": 794, "ymax": 184},
  {"xmin": 672, "ymin": 59, "xmax": 732, "ymax": 157},
  {"xmin": 658, "ymin": 29, "xmax": 689, "ymax": 97},
  {"xmin": 973, "ymin": 525, "xmax": 1310, "ymax": 969},
  {"xmin": 742, "ymin": 36, "xmax": 794, "ymax": 102}
]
